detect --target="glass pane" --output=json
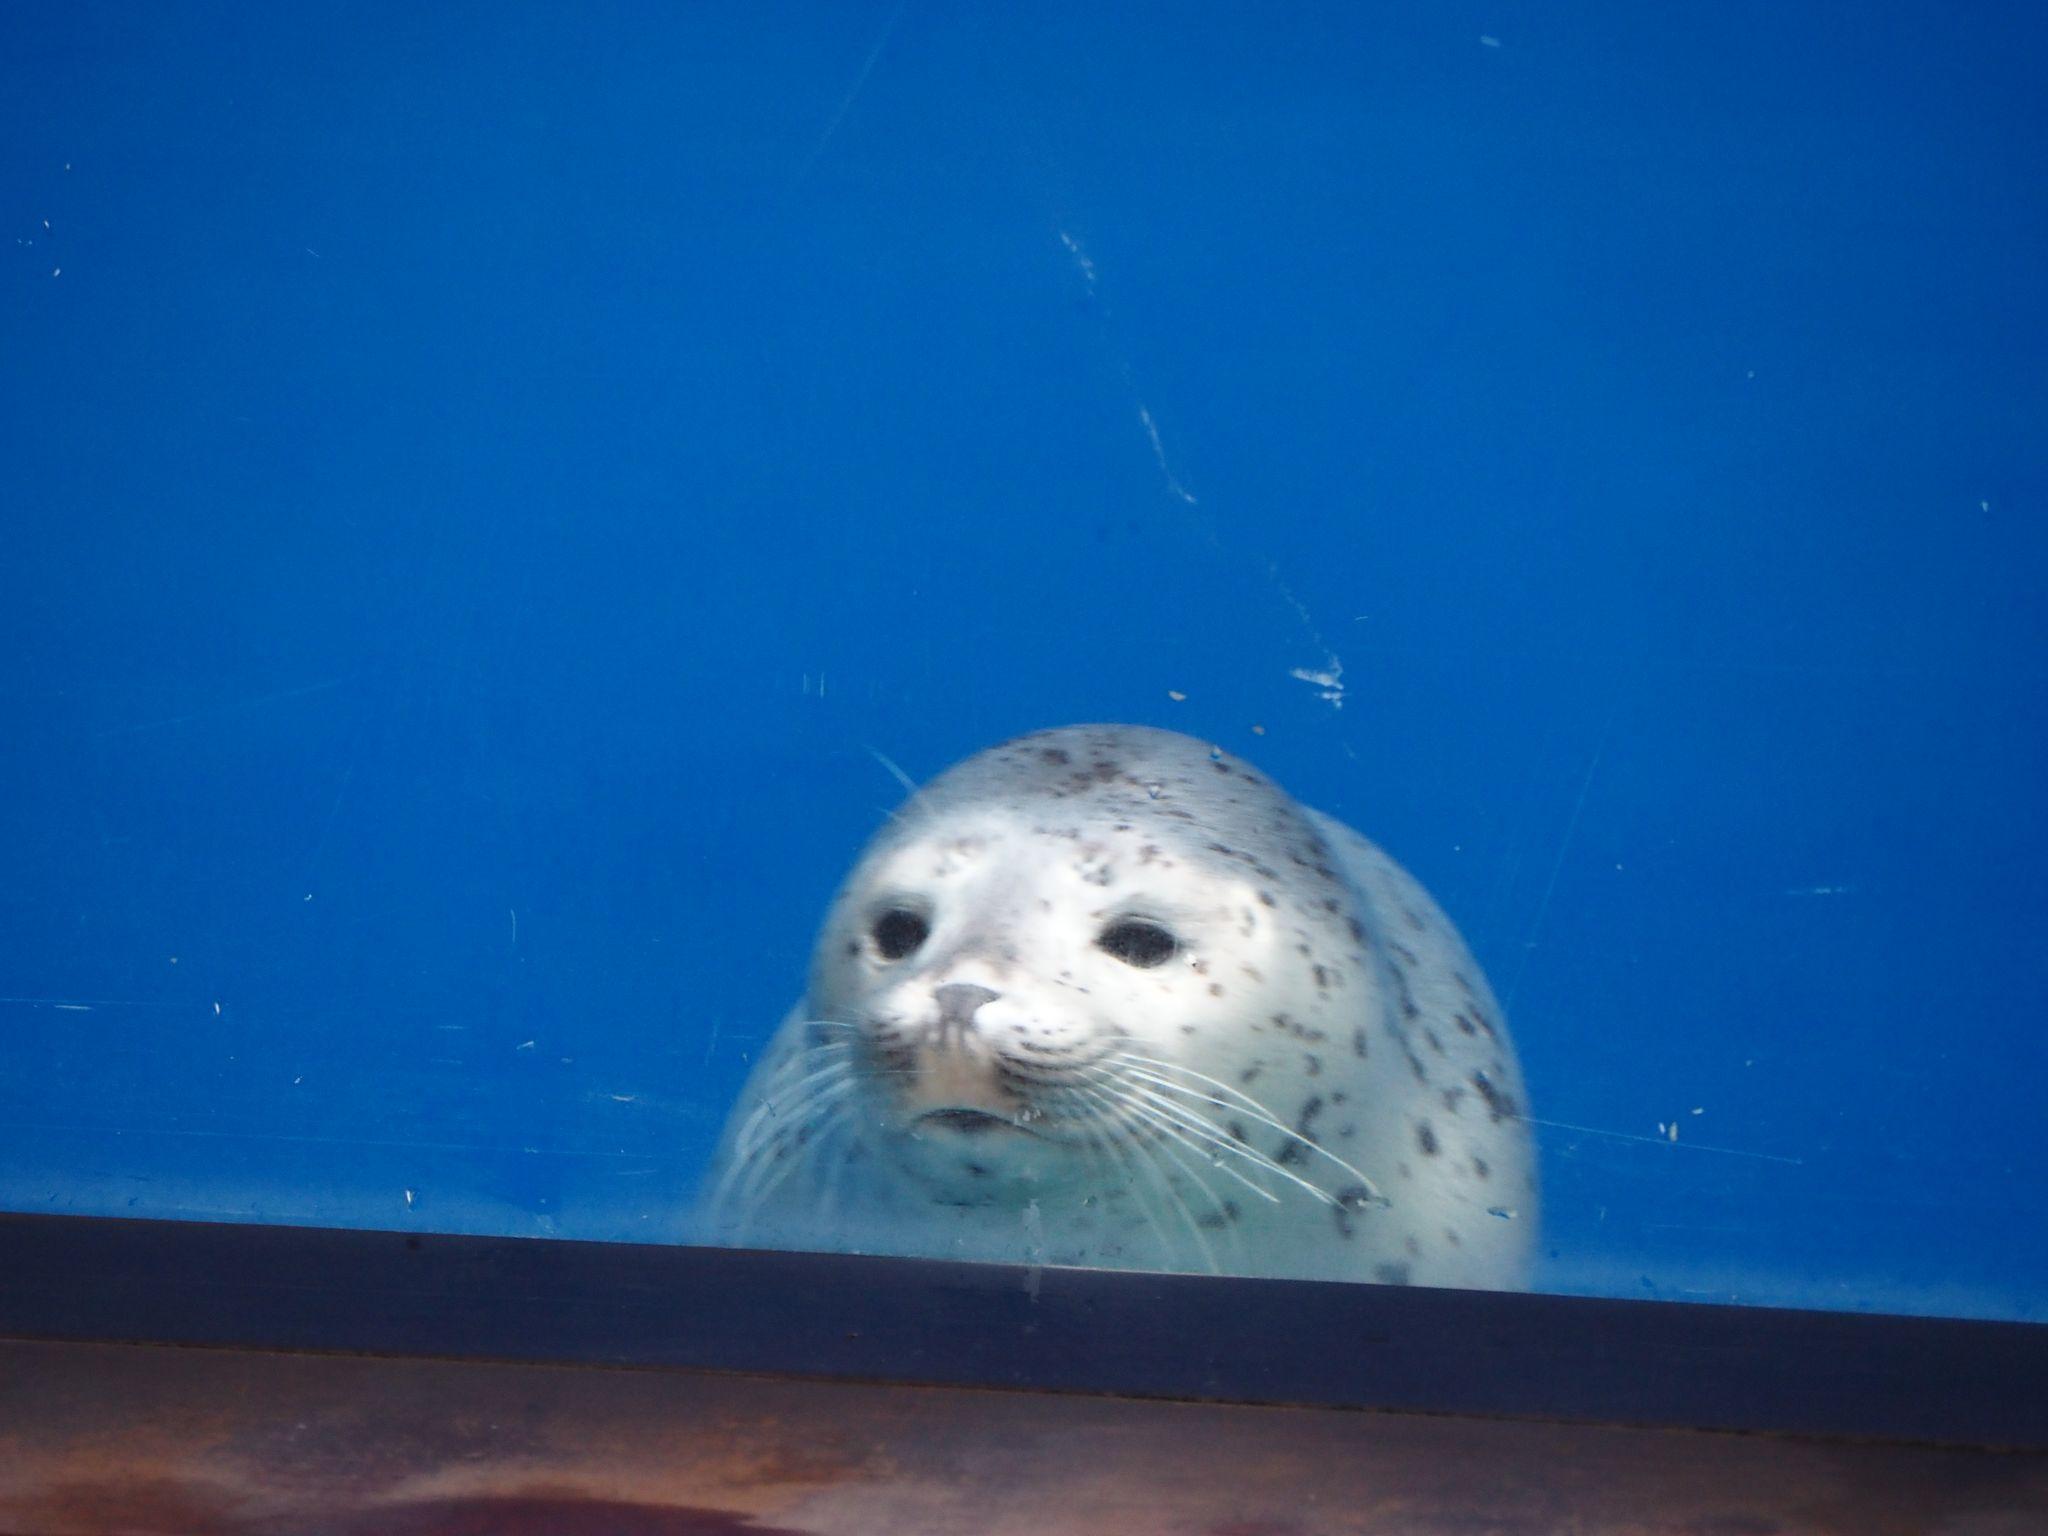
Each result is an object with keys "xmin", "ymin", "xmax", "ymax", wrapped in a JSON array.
[{"xmin": 4, "ymin": 3, "xmax": 2041, "ymax": 1321}]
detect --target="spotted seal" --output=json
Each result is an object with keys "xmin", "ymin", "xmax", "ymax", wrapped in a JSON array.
[{"xmin": 698, "ymin": 724, "xmax": 1537, "ymax": 1288}]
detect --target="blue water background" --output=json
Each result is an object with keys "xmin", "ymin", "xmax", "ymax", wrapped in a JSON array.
[{"xmin": 4, "ymin": 3, "xmax": 2043, "ymax": 1318}]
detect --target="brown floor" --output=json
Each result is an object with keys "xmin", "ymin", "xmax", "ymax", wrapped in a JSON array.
[{"xmin": 1, "ymin": 1338, "xmax": 2044, "ymax": 1536}]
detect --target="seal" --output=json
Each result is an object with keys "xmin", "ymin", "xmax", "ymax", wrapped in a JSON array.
[{"xmin": 698, "ymin": 724, "xmax": 1537, "ymax": 1288}]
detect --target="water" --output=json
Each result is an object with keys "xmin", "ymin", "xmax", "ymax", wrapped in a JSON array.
[{"xmin": 2, "ymin": 2, "xmax": 2043, "ymax": 1319}]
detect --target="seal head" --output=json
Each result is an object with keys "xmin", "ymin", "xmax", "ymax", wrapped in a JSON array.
[{"xmin": 701, "ymin": 724, "xmax": 1537, "ymax": 1288}]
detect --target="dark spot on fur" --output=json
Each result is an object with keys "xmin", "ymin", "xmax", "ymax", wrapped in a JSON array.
[
  {"xmin": 1208, "ymin": 982, "xmax": 1224, "ymax": 997},
  {"xmin": 1424, "ymin": 1028, "xmax": 1445, "ymax": 1054},
  {"xmin": 1273, "ymin": 1014, "xmax": 1328, "ymax": 1044},
  {"xmin": 1039, "ymin": 748, "xmax": 1071, "ymax": 765},
  {"xmin": 1454, "ymin": 1012, "xmax": 1478, "ymax": 1036},
  {"xmin": 1256, "ymin": 889, "xmax": 1276, "ymax": 907},
  {"xmin": 1197, "ymin": 1200, "xmax": 1242, "ymax": 1230},
  {"xmin": 1373, "ymin": 1262, "xmax": 1412, "ymax": 1286},
  {"xmin": 1389, "ymin": 967, "xmax": 1422, "ymax": 1020},
  {"xmin": 1388, "ymin": 1021, "xmax": 1430, "ymax": 1083},
  {"xmin": 1470, "ymin": 1070, "xmax": 1519, "ymax": 1123},
  {"xmin": 1332, "ymin": 1185, "xmax": 1378, "ymax": 1239},
  {"xmin": 1416, "ymin": 1122, "xmax": 1440, "ymax": 1156},
  {"xmin": 1352, "ymin": 1025, "xmax": 1370, "ymax": 1059},
  {"xmin": 1473, "ymin": 1156, "xmax": 1491, "ymax": 1179},
  {"xmin": 1228, "ymin": 1121, "xmax": 1249, "ymax": 1143},
  {"xmin": 1303, "ymin": 1053, "xmax": 1321, "ymax": 1077},
  {"xmin": 1347, "ymin": 916, "xmax": 1367, "ymax": 944},
  {"xmin": 1297, "ymin": 1096, "xmax": 1325, "ymax": 1143},
  {"xmin": 1312, "ymin": 964, "xmax": 1330, "ymax": 990},
  {"xmin": 1240, "ymin": 1064, "xmax": 1263, "ymax": 1086}
]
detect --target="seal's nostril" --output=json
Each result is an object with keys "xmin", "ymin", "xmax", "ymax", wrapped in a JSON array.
[{"xmin": 933, "ymin": 983, "xmax": 1000, "ymax": 1023}]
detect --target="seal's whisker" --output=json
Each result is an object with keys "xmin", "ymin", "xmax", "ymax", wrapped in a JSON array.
[
  {"xmin": 736, "ymin": 1081, "xmax": 862, "ymax": 1213},
  {"xmin": 1115, "ymin": 1058, "xmax": 1327, "ymax": 1152},
  {"xmin": 1104, "ymin": 1066, "xmax": 1347, "ymax": 1208},
  {"xmin": 712, "ymin": 1131, "xmax": 774, "ymax": 1222},
  {"xmin": 1114, "ymin": 1050, "xmax": 1314, "ymax": 1122},
  {"xmin": 730, "ymin": 1078, "xmax": 862, "ymax": 1229},
  {"xmin": 1072, "ymin": 1082, "xmax": 1215, "ymax": 1272},
  {"xmin": 1065, "ymin": 1085, "xmax": 1173, "ymax": 1258},
  {"xmin": 800, "ymin": 1017, "xmax": 863, "ymax": 1040},
  {"xmin": 1062, "ymin": 1099, "xmax": 1146, "ymax": 1249},
  {"xmin": 1126, "ymin": 1082, "xmax": 1369, "ymax": 1210},
  {"xmin": 1115, "ymin": 1054, "xmax": 1386, "ymax": 1205},
  {"xmin": 746, "ymin": 1051, "xmax": 853, "ymax": 1098},
  {"xmin": 709, "ymin": 1123, "xmax": 788, "ymax": 1227},
  {"xmin": 731, "ymin": 1069, "xmax": 845, "ymax": 1162},
  {"xmin": 1075, "ymin": 1081, "xmax": 1203, "ymax": 1264},
  {"xmin": 715, "ymin": 1100, "xmax": 783, "ymax": 1210},
  {"xmin": 740, "ymin": 1073, "xmax": 862, "ymax": 1165},
  {"xmin": 753, "ymin": 1050, "xmax": 859, "ymax": 1097},
  {"xmin": 810, "ymin": 1108, "xmax": 861, "ymax": 1224},
  {"xmin": 1072, "ymin": 1118, "xmax": 1136, "ymax": 1210},
  {"xmin": 1136, "ymin": 1137, "xmax": 1225, "ymax": 1274},
  {"xmin": 731, "ymin": 1065, "xmax": 860, "ymax": 1170},
  {"xmin": 1098, "ymin": 1094, "xmax": 1229, "ymax": 1273},
  {"xmin": 1118, "ymin": 1079, "xmax": 1333, "ymax": 1207},
  {"xmin": 1075, "ymin": 1066, "xmax": 1288, "ymax": 1207}
]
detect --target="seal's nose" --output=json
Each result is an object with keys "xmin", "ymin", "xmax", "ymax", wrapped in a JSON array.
[
  {"xmin": 933, "ymin": 983, "xmax": 1000, "ymax": 1025},
  {"xmin": 918, "ymin": 983, "xmax": 1007, "ymax": 1099}
]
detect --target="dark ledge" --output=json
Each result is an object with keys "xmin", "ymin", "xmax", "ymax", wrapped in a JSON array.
[{"xmin": 1, "ymin": 1211, "xmax": 2042, "ymax": 1449}]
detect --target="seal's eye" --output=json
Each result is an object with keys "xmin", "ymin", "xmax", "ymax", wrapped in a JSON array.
[
  {"xmin": 1097, "ymin": 917, "xmax": 1178, "ymax": 968},
  {"xmin": 871, "ymin": 906, "xmax": 930, "ymax": 961}
]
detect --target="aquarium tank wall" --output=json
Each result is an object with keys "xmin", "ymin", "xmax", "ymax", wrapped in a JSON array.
[{"xmin": 3, "ymin": 0, "xmax": 2043, "ymax": 1322}]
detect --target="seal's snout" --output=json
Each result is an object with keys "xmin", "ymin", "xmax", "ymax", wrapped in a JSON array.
[
  {"xmin": 933, "ymin": 983, "xmax": 1000, "ymax": 1031},
  {"xmin": 908, "ymin": 982, "xmax": 1011, "ymax": 1117}
]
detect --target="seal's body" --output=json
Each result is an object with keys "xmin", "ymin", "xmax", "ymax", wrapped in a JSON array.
[{"xmin": 699, "ymin": 725, "xmax": 1537, "ymax": 1288}]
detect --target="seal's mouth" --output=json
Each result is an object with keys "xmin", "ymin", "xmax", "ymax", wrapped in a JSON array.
[{"xmin": 917, "ymin": 1107, "xmax": 1021, "ymax": 1137}]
